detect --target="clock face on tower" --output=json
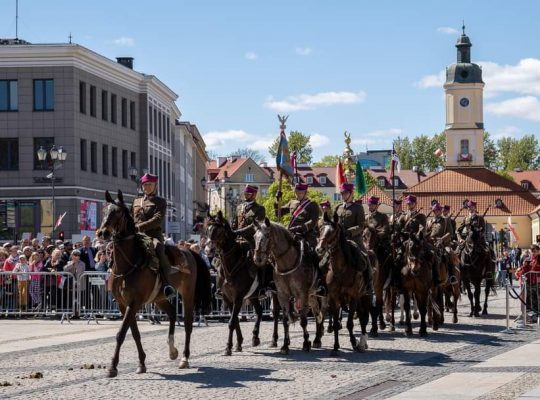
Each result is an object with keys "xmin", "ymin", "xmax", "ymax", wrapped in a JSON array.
[{"xmin": 460, "ymin": 97, "xmax": 470, "ymax": 107}]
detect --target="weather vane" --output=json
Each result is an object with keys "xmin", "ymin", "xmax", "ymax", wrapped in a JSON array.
[{"xmin": 278, "ymin": 115, "xmax": 288, "ymax": 132}]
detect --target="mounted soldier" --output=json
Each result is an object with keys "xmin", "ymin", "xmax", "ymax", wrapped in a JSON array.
[
  {"xmin": 132, "ymin": 173, "xmax": 175, "ymax": 299},
  {"xmin": 334, "ymin": 183, "xmax": 373, "ymax": 295},
  {"xmin": 458, "ymin": 200, "xmax": 486, "ymax": 238},
  {"xmin": 426, "ymin": 203, "xmax": 457, "ymax": 284},
  {"xmin": 442, "ymin": 205, "xmax": 457, "ymax": 241}
]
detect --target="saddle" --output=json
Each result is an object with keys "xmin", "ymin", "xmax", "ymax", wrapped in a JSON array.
[{"xmin": 135, "ymin": 233, "xmax": 160, "ymax": 273}]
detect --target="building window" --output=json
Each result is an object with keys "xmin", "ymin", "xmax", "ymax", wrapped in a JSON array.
[
  {"xmin": 130, "ymin": 101, "xmax": 136, "ymax": 130},
  {"xmin": 80, "ymin": 139, "xmax": 87, "ymax": 171},
  {"xmin": 130, "ymin": 152, "xmax": 136, "ymax": 173},
  {"xmin": 90, "ymin": 85, "xmax": 96, "ymax": 117},
  {"xmin": 378, "ymin": 177, "xmax": 386, "ymax": 187},
  {"xmin": 149, "ymin": 106, "xmax": 153, "ymax": 135},
  {"xmin": 150, "ymin": 155, "xmax": 154, "ymax": 174},
  {"xmin": 319, "ymin": 176, "xmax": 327, "ymax": 185},
  {"xmin": 333, "ymin": 193, "xmax": 341, "ymax": 202},
  {"xmin": 111, "ymin": 94, "xmax": 117, "ymax": 124},
  {"xmin": 245, "ymin": 173, "xmax": 255, "ymax": 182},
  {"xmin": 101, "ymin": 90, "xmax": 108, "ymax": 121},
  {"xmin": 33, "ymin": 137, "xmax": 55, "ymax": 170},
  {"xmin": 79, "ymin": 81, "xmax": 86, "ymax": 114},
  {"xmin": 166, "ymin": 116, "xmax": 170, "ymax": 142},
  {"xmin": 158, "ymin": 111, "xmax": 162, "ymax": 139},
  {"xmin": 33, "ymin": 79, "xmax": 54, "ymax": 111},
  {"xmin": 112, "ymin": 147, "xmax": 118, "ymax": 177},
  {"xmin": 393, "ymin": 177, "xmax": 400, "ymax": 187},
  {"xmin": 102, "ymin": 145, "xmax": 109, "ymax": 175},
  {"xmin": 122, "ymin": 149, "xmax": 128, "ymax": 179},
  {"xmin": 459, "ymin": 139, "xmax": 471, "ymax": 160},
  {"xmin": 521, "ymin": 181, "xmax": 530, "ymax": 190},
  {"xmin": 121, "ymin": 98, "xmax": 127, "ymax": 127},
  {"xmin": 153, "ymin": 108, "xmax": 157, "ymax": 137},
  {"xmin": 90, "ymin": 141, "xmax": 97, "ymax": 173},
  {"xmin": 306, "ymin": 176, "xmax": 313, "ymax": 185},
  {"xmin": 0, "ymin": 138, "xmax": 18, "ymax": 170},
  {"xmin": 0, "ymin": 80, "xmax": 18, "ymax": 111}
]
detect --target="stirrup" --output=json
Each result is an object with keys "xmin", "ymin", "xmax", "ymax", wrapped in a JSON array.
[
  {"xmin": 449, "ymin": 275, "xmax": 458, "ymax": 285},
  {"xmin": 163, "ymin": 285, "xmax": 176, "ymax": 300},
  {"xmin": 214, "ymin": 289, "xmax": 223, "ymax": 300},
  {"xmin": 258, "ymin": 288, "xmax": 268, "ymax": 300},
  {"xmin": 315, "ymin": 286, "xmax": 327, "ymax": 297}
]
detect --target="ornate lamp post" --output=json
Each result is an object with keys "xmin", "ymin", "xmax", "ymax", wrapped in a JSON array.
[
  {"xmin": 37, "ymin": 145, "xmax": 68, "ymax": 233},
  {"xmin": 342, "ymin": 132, "xmax": 356, "ymax": 183},
  {"xmin": 129, "ymin": 166, "xmax": 139, "ymax": 195},
  {"xmin": 226, "ymin": 187, "xmax": 240, "ymax": 221}
]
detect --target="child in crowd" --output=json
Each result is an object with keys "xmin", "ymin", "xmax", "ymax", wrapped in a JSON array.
[
  {"xmin": 13, "ymin": 254, "xmax": 30, "ymax": 312},
  {"xmin": 29, "ymin": 251, "xmax": 44, "ymax": 309}
]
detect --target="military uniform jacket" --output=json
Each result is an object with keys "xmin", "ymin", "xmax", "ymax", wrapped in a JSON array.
[
  {"xmin": 427, "ymin": 216, "xmax": 453, "ymax": 246},
  {"xmin": 233, "ymin": 201, "xmax": 266, "ymax": 230},
  {"xmin": 367, "ymin": 210, "xmax": 390, "ymax": 241},
  {"xmin": 403, "ymin": 210, "xmax": 427, "ymax": 235},
  {"xmin": 462, "ymin": 213, "xmax": 486, "ymax": 232},
  {"xmin": 280, "ymin": 199, "xmax": 320, "ymax": 247},
  {"xmin": 132, "ymin": 194, "xmax": 167, "ymax": 241},
  {"xmin": 334, "ymin": 202, "xmax": 365, "ymax": 245}
]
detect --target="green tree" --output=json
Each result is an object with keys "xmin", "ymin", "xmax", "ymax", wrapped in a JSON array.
[
  {"xmin": 496, "ymin": 135, "xmax": 540, "ymax": 171},
  {"xmin": 483, "ymin": 131, "xmax": 497, "ymax": 169},
  {"xmin": 363, "ymin": 169, "xmax": 378, "ymax": 191},
  {"xmin": 268, "ymin": 131, "xmax": 313, "ymax": 164},
  {"xmin": 313, "ymin": 154, "xmax": 340, "ymax": 167},
  {"xmin": 228, "ymin": 148, "xmax": 266, "ymax": 163},
  {"xmin": 406, "ymin": 133, "xmax": 445, "ymax": 172},
  {"xmin": 259, "ymin": 181, "xmax": 329, "ymax": 225}
]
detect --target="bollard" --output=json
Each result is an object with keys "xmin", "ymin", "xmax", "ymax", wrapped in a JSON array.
[{"xmin": 501, "ymin": 279, "xmax": 515, "ymax": 334}]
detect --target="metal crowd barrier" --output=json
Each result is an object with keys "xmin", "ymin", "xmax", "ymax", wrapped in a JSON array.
[
  {"xmin": 0, "ymin": 271, "xmax": 75, "ymax": 321},
  {"xmin": 517, "ymin": 270, "xmax": 540, "ymax": 328}
]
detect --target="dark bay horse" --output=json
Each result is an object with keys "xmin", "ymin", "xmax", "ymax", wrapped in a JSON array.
[
  {"xmin": 363, "ymin": 226, "xmax": 391, "ymax": 336},
  {"xmin": 459, "ymin": 229, "xmax": 495, "ymax": 317},
  {"xmin": 99, "ymin": 191, "xmax": 212, "ymax": 377},
  {"xmin": 317, "ymin": 214, "xmax": 370, "ymax": 354},
  {"xmin": 204, "ymin": 212, "xmax": 275, "ymax": 355},
  {"xmin": 253, "ymin": 218, "xmax": 325, "ymax": 355}
]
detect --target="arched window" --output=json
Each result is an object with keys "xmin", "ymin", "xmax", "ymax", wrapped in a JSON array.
[{"xmin": 460, "ymin": 139, "xmax": 469, "ymax": 155}]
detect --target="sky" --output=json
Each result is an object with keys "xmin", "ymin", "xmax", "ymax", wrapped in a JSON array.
[{"xmin": 1, "ymin": 0, "xmax": 540, "ymax": 164}]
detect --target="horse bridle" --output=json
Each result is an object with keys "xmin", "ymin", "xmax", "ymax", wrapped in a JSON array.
[
  {"xmin": 207, "ymin": 221, "xmax": 247, "ymax": 279},
  {"xmin": 258, "ymin": 224, "xmax": 302, "ymax": 276},
  {"xmin": 319, "ymin": 222, "xmax": 339, "ymax": 255}
]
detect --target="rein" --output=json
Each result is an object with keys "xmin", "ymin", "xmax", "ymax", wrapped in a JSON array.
[
  {"xmin": 268, "ymin": 225, "xmax": 303, "ymax": 276},
  {"xmin": 110, "ymin": 234, "xmax": 140, "ymax": 279}
]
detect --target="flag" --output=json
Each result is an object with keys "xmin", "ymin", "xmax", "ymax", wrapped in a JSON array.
[
  {"xmin": 355, "ymin": 161, "xmax": 367, "ymax": 195},
  {"xmin": 507, "ymin": 216, "xmax": 520, "ymax": 242},
  {"xmin": 55, "ymin": 212, "xmax": 67, "ymax": 230},
  {"xmin": 390, "ymin": 150, "xmax": 401, "ymax": 179},
  {"xmin": 291, "ymin": 151, "xmax": 297, "ymax": 172},
  {"xmin": 275, "ymin": 131, "xmax": 293, "ymax": 177},
  {"xmin": 434, "ymin": 148, "xmax": 444, "ymax": 158},
  {"xmin": 335, "ymin": 159, "xmax": 345, "ymax": 192}
]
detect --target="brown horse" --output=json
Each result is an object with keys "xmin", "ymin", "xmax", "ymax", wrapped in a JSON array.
[
  {"xmin": 253, "ymin": 218, "xmax": 325, "ymax": 355},
  {"xmin": 99, "ymin": 191, "xmax": 212, "ymax": 377},
  {"xmin": 204, "ymin": 212, "xmax": 274, "ymax": 355},
  {"xmin": 459, "ymin": 228, "xmax": 495, "ymax": 317},
  {"xmin": 362, "ymin": 226, "xmax": 391, "ymax": 336},
  {"xmin": 400, "ymin": 233, "xmax": 440, "ymax": 336},
  {"xmin": 317, "ymin": 214, "xmax": 370, "ymax": 354}
]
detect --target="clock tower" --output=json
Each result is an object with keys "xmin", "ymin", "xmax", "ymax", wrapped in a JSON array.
[{"xmin": 444, "ymin": 25, "xmax": 485, "ymax": 167}]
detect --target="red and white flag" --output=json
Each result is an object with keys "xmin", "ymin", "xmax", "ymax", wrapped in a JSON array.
[
  {"xmin": 507, "ymin": 216, "xmax": 520, "ymax": 242},
  {"xmin": 291, "ymin": 151, "xmax": 297, "ymax": 172},
  {"xmin": 434, "ymin": 148, "xmax": 444, "ymax": 158},
  {"xmin": 55, "ymin": 212, "xmax": 67, "ymax": 230},
  {"xmin": 390, "ymin": 150, "xmax": 401, "ymax": 179},
  {"xmin": 335, "ymin": 159, "xmax": 345, "ymax": 192}
]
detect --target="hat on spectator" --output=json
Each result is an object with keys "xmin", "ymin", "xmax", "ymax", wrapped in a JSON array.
[
  {"xmin": 320, "ymin": 200, "xmax": 331, "ymax": 209},
  {"xmin": 432, "ymin": 203, "xmax": 442, "ymax": 212},
  {"xmin": 140, "ymin": 173, "xmax": 158, "ymax": 184},
  {"xmin": 46, "ymin": 245, "xmax": 56, "ymax": 254},
  {"xmin": 340, "ymin": 183, "xmax": 354, "ymax": 193},
  {"xmin": 244, "ymin": 184, "xmax": 259, "ymax": 194},
  {"xmin": 294, "ymin": 183, "xmax": 308, "ymax": 192},
  {"xmin": 467, "ymin": 200, "xmax": 477, "ymax": 208},
  {"xmin": 23, "ymin": 246, "xmax": 32, "ymax": 253},
  {"xmin": 368, "ymin": 196, "xmax": 380, "ymax": 206},
  {"xmin": 405, "ymin": 195, "xmax": 417, "ymax": 204}
]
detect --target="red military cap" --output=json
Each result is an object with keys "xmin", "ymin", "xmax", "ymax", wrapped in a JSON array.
[
  {"xmin": 340, "ymin": 183, "xmax": 354, "ymax": 193},
  {"xmin": 432, "ymin": 203, "xmax": 442, "ymax": 211},
  {"xmin": 368, "ymin": 196, "xmax": 380, "ymax": 205},
  {"xmin": 405, "ymin": 195, "xmax": 417, "ymax": 204},
  {"xmin": 320, "ymin": 200, "xmax": 331, "ymax": 209},
  {"xmin": 140, "ymin": 173, "xmax": 158, "ymax": 184},
  {"xmin": 467, "ymin": 200, "xmax": 477, "ymax": 208},
  {"xmin": 244, "ymin": 184, "xmax": 258, "ymax": 194},
  {"xmin": 295, "ymin": 183, "xmax": 308, "ymax": 192}
]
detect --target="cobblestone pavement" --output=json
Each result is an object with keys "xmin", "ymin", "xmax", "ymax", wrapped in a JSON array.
[{"xmin": 0, "ymin": 289, "xmax": 538, "ymax": 400}]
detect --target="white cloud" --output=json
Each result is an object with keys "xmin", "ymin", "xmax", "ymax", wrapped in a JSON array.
[
  {"xmin": 492, "ymin": 126, "xmax": 522, "ymax": 139},
  {"xmin": 295, "ymin": 47, "xmax": 312, "ymax": 56},
  {"xmin": 203, "ymin": 130, "xmax": 252, "ymax": 150},
  {"xmin": 416, "ymin": 71, "xmax": 445, "ymax": 88},
  {"xmin": 437, "ymin": 27, "xmax": 460, "ymax": 35},
  {"xmin": 264, "ymin": 91, "xmax": 367, "ymax": 112},
  {"xmin": 110, "ymin": 36, "xmax": 135, "ymax": 47},
  {"xmin": 244, "ymin": 51, "xmax": 258, "ymax": 60},
  {"xmin": 485, "ymin": 96, "xmax": 540, "ymax": 122},
  {"xmin": 250, "ymin": 138, "xmax": 275, "ymax": 151},
  {"xmin": 366, "ymin": 128, "xmax": 403, "ymax": 137},
  {"xmin": 310, "ymin": 133, "xmax": 330, "ymax": 148}
]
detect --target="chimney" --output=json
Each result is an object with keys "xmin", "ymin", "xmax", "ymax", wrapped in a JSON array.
[
  {"xmin": 116, "ymin": 57, "xmax": 134, "ymax": 69},
  {"xmin": 217, "ymin": 157, "xmax": 227, "ymax": 167},
  {"xmin": 259, "ymin": 162, "xmax": 268, "ymax": 168}
]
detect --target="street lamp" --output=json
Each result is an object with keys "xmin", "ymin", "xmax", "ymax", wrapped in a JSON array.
[
  {"xmin": 226, "ymin": 187, "xmax": 240, "ymax": 220},
  {"xmin": 37, "ymin": 145, "xmax": 68, "ymax": 236},
  {"xmin": 129, "ymin": 166, "xmax": 140, "ymax": 196}
]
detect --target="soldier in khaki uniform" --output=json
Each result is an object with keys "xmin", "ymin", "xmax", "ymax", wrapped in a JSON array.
[
  {"xmin": 132, "ymin": 173, "xmax": 175, "ymax": 299},
  {"xmin": 334, "ymin": 183, "xmax": 373, "ymax": 295},
  {"xmin": 458, "ymin": 200, "xmax": 486, "ymax": 238},
  {"xmin": 232, "ymin": 184, "xmax": 266, "ymax": 245},
  {"xmin": 426, "ymin": 203, "xmax": 457, "ymax": 284},
  {"xmin": 367, "ymin": 196, "xmax": 392, "ymax": 285},
  {"xmin": 442, "ymin": 205, "xmax": 457, "ymax": 241}
]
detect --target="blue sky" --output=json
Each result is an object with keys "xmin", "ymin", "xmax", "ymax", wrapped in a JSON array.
[{"xmin": 2, "ymin": 0, "xmax": 540, "ymax": 163}]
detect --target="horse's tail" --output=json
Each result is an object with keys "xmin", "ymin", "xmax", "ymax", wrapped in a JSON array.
[{"xmin": 190, "ymin": 250, "xmax": 212, "ymax": 315}]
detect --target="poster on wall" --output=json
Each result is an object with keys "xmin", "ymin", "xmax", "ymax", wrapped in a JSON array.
[{"xmin": 80, "ymin": 200, "xmax": 98, "ymax": 231}]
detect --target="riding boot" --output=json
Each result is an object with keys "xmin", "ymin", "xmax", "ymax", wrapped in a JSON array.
[{"xmin": 156, "ymin": 243, "xmax": 176, "ymax": 300}]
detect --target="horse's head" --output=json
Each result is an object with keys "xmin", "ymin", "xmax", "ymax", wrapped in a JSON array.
[
  {"xmin": 404, "ymin": 234, "xmax": 425, "ymax": 276},
  {"xmin": 316, "ymin": 212, "xmax": 339, "ymax": 257},
  {"xmin": 98, "ymin": 190, "xmax": 133, "ymax": 241},
  {"xmin": 253, "ymin": 217, "xmax": 272, "ymax": 267},
  {"xmin": 204, "ymin": 211, "xmax": 233, "ymax": 257}
]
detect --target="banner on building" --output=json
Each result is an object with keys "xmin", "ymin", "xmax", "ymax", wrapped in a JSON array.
[{"xmin": 80, "ymin": 200, "xmax": 98, "ymax": 231}]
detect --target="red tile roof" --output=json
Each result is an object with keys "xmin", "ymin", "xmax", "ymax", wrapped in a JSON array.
[
  {"xmin": 206, "ymin": 157, "xmax": 250, "ymax": 180},
  {"xmin": 268, "ymin": 166, "xmax": 336, "ymax": 188},
  {"xmin": 365, "ymin": 168, "xmax": 435, "ymax": 189},
  {"xmin": 507, "ymin": 170, "xmax": 540, "ymax": 191},
  {"xmin": 405, "ymin": 167, "xmax": 540, "ymax": 216},
  {"xmin": 359, "ymin": 185, "xmax": 393, "ymax": 205}
]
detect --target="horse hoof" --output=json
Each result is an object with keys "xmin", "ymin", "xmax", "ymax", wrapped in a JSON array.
[
  {"xmin": 390, "ymin": 324, "xmax": 396, "ymax": 332},
  {"xmin": 179, "ymin": 358, "xmax": 189, "ymax": 369},
  {"xmin": 399, "ymin": 320, "xmax": 404, "ymax": 326},
  {"xmin": 405, "ymin": 329, "xmax": 413, "ymax": 337},
  {"xmin": 474, "ymin": 312, "xmax": 480, "ymax": 318},
  {"xmin": 369, "ymin": 329, "xmax": 378, "ymax": 338},
  {"xmin": 379, "ymin": 321, "xmax": 387, "ymax": 330},
  {"xmin": 170, "ymin": 348, "xmax": 179, "ymax": 360},
  {"xmin": 482, "ymin": 309, "xmax": 488, "ymax": 316},
  {"xmin": 270, "ymin": 340, "xmax": 278, "ymax": 348},
  {"xmin": 106, "ymin": 368, "xmax": 118, "ymax": 378},
  {"xmin": 413, "ymin": 312, "xmax": 419, "ymax": 320},
  {"xmin": 327, "ymin": 326, "xmax": 334, "ymax": 333},
  {"xmin": 453, "ymin": 316, "xmax": 458, "ymax": 324},
  {"xmin": 252, "ymin": 337, "xmax": 261, "ymax": 347},
  {"xmin": 469, "ymin": 312, "xmax": 473, "ymax": 317},
  {"xmin": 235, "ymin": 345, "xmax": 242, "ymax": 352},
  {"xmin": 303, "ymin": 341, "xmax": 311, "ymax": 352},
  {"xmin": 223, "ymin": 348, "xmax": 232, "ymax": 356},
  {"xmin": 313, "ymin": 340, "xmax": 322, "ymax": 349},
  {"xmin": 432, "ymin": 325, "xmax": 439, "ymax": 331},
  {"xmin": 136, "ymin": 365, "xmax": 146, "ymax": 374},
  {"xmin": 419, "ymin": 330, "xmax": 428, "ymax": 337},
  {"xmin": 279, "ymin": 347, "xmax": 289, "ymax": 355}
]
